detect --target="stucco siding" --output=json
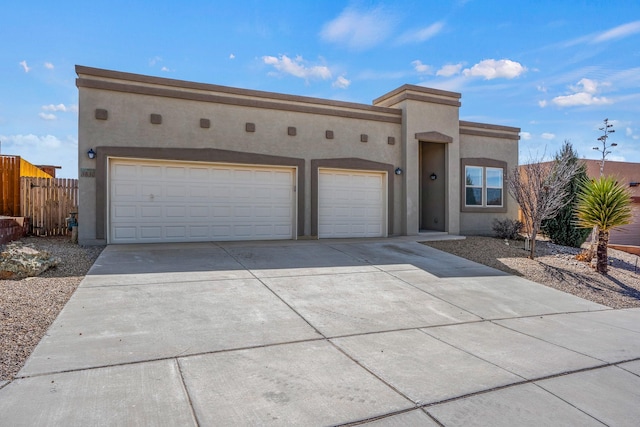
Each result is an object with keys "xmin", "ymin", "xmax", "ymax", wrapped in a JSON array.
[
  {"xmin": 77, "ymin": 66, "xmax": 520, "ymax": 244},
  {"xmin": 458, "ymin": 126, "xmax": 520, "ymax": 235},
  {"xmin": 78, "ymin": 77, "xmax": 403, "ymax": 243}
]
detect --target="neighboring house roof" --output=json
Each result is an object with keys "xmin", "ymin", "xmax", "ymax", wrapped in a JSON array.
[
  {"xmin": 35, "ymin": 165, "xmax": 62, "ymax": 178},
  {"xmin": 20, "ymin": 158, "xmax": 53, "ymax": 178},
  {"xmin": 520, "ymin": 159, "xmax": 640, "ymax": 247}
]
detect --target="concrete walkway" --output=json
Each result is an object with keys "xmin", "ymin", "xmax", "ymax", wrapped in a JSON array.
[{"xmin": 2, "ymin": 237, "xmax": 640, "ymax": 426}]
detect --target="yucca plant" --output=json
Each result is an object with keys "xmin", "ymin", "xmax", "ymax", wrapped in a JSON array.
[{"xmin": 575, "ymin": 176, "xmax": 633, "ymax": 274}]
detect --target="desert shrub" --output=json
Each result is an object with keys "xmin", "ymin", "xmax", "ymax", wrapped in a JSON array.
[
  {"xmin": 541, "ymin": 142, "xmax": 591, "ymax": 248},
  {"xmin": 492, "ymin": 218, "xmax": 523, "ymax": 240}
]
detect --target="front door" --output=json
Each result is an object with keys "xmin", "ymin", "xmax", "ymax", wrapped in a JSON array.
[{"xmin": 420, "ymin": 142, "xmax": 446, "ymax": 231}]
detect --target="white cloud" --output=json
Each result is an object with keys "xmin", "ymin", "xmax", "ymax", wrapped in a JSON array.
[
  {"xmin": 19, "ymin": 60, "xmax": 31, "ymax": 73},
  {"xmin": 332, "ymin": 76, "xmax": 351, "ymax": 89},
  {"xmin": 262, "ymin": 55, "xmax": 331, "ymax": 80},
  {"xmin": 229, "ymin": 53, "xmax": 235, "ymax": 59},
  {"xmin": 44, "ymin": 62, "xmax": 54, "ymax": 70},
  {"xmin": 420, "ymin": 75, "xmax": 467, "ymax": 92},
  {"xmin": 39, "ymin": 113, "xmax": 57, "ymax": 121},
  {"xmin": 570, "ymin": 78, "xmax": 602, "ymax": 94},
  {"xmin": 398, "ymin": 22, "xmax": 444, "ymax": 44},
  {"xmin": 462, "ymin": 59, "xmax": 527, "ymax": 80},
  {"xmin": 320, "ymin": 6, "xmax": 395, "ymax": 50},
  {"xmin": 520, "ymin": 132, "xmax": 532, "ymax": 140},
  {"xmin": 541, "ymin": 133, "xmax": 555, "ymax": 140},
  {"xmin": 161, "ymin": 66, "xmax": 171, "ymax": 72},
  {"xmin": 42, "ymin": 104, "xmax": 78, "ymax": 113},
  {"xmin": 536, "ymin": 85, "xmax": 547, "ymax": 93},
  {"xmin": 593, "ymin": 20, "xmax": 640, "ymax": 43},
  {"xmin": 0, "ymin": 134, "xmax": 79, "ymax": 177},
  {"xmin": 436, "ymin": 63, "xmax": 462, "ymax": 77},
  {"xmin": 538, "ymin": 100, "xmax": 548, "ymax": 108},
  {"xmin": 0, "ymin": 134, "xmax": 65, "ymax": 150},
  {"xmin": 551, "ymin": 78, "xmax": 612, "ymax": 107},
  {"xmin": 553, "ymin": 92, "xmax": 612, "ymax": 107},
  {"xmin": 412, "ymin": 60, "xmax": 431, "ymax": 74},
  {"xmin": 149, "ymin": 56, "xmax": 162, "ymax": 66},
  {"xmin": 626, "ymin": 127, "xmax": 640, "ymax": 140}
]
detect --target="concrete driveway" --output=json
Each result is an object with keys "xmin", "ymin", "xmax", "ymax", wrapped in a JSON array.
[{"xmin": 2, "ymin": 237, "xmax": 640, "ymax": 426}]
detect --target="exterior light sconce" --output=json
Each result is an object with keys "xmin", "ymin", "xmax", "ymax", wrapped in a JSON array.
[
  {"xmin": 87, "ymin": 148, "xmax": 96, "ymax": 159},
  {"xmin": 395, "ymin": 167, "xmax": 403, "ymax": 175},
  {"xmin": 430, "ymin": 173, "xmax": 437, "ymax": 180}
]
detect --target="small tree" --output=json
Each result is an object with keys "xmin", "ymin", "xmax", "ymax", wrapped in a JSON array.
[
  {"xmin": 575, "ymin": 176, "xmax": 632, "ymax": 274},
  {"xmin": 541, "ymin": 141, "xmax": 591, "ymax": 247},
  {"xmin": 509, "ymin": 148, "xmax": 580, "ymax": 258}
]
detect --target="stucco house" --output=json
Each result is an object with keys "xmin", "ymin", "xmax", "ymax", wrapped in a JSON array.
[
  {"xmin": 76, "ymin": 65, "xmax": 520, "ymax": 245},
  {"xmin": 583, "ymin": 159, "xmax": 640, "ymax": 248}
]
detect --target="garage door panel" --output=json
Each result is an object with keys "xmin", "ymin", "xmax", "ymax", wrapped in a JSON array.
[
  {"xmin": 141, "ymin": 183, "xmax": 162, "ymax": 196},
  {"xmin": 140, "ymin": 206, "xmax": 162, "ymax": 218},
  {"xmin": 254, "ymin": 207, "xmax": 272, "ymax": 217},
  {"xmin": 212, "ymin": 206, "xmax": 232, "ymax": 218},
  {"xmin": 318, "ymin": 169, "xmax": 386, "ymax": 238},
  {"xmin": 210, "ymin": 186, "xmax": 230, "ymax": 199},
  {"xmin": 140, "ymin": 226, "xmax": 162, "ymax": 239},
  {"xmin": 114, "ymin": 206, "xmax": 136, "ymax": 218},
  {"xmin": 114, "ymin": 226, "xmax": 136, "ymax": 239},
  {"xmin": 166, "ymin": 206, "xmax": 186, "ymax": 217},
  {"xmin": 188, "ymin": 167, "xmax": 209, "ymax": 179},
  {"xmin": 166, "ymin": 185, "xmax": 187, "ymax": 198},
  {"xmin": 190, "ymin": 206, "xmax": 209, "ymax": 217},
  {"xmin": 110, "ymin": 160, "xmax": 295, "ymax": 243},
  {"xmin": 212, "ymin": 225, "xmax": 232, "ymax": 238},
  {"xmin": 165, "ymin": 166, "xmax": 186, "ymax": 177},
  {"xmin": 189, "ymin": 226, "xmax": 210, "ymax": 238},
  {"xmin": 113, "ymin": 163, "xmax": 137, "ymax": 177},
  {"xmin": 113, "ymin": 183, "xmax": 137, "ymax": 198},
  {"xmin": 141, "ymin": 166, "xmax": 162, "ymax": 178},
  {"xmin": 273, "ymin": 206, "xmax": 292, "ymax": 218}
]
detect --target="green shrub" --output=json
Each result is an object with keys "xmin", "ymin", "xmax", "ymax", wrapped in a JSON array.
[{"xmin": 541, "ymin": 142, "xmax": 591, "ymax": 248}]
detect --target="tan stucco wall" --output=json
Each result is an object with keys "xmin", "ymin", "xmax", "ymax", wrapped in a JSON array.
[
  {"xmin": 458, "ymin": 129, "xmax": 519, "ymax": 235},
  {"xmin": 77, "ymin": 70, "xmax": 403, "ymax": 244},
  {"xmin": 373, "ymin": 86, "xmax": 462, "ymax": 235},
  {"xmin": 77, "ymin": 66, "xmax": 520, "ymax": 244}
]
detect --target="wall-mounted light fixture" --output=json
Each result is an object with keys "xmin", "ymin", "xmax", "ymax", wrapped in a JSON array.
[
  {"xmin": 430, "ymin": 173, "xmax": 437, "ymax": 180},
  {"xmin": 395, "ymin": 167, "xmax": 403, "ymax": 175},
  {"xmin": 630, "ymin": 182, "xmax": 639, "ymax": 187},
  {"xmin": 87, "ymin": 148, "xmax": 96, "ymax": 159}
]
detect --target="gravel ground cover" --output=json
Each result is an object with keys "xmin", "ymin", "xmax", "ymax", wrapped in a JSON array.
[
  {"xmin": 0, "ymin": 236, "xmax": 104, "ymax": 381},
  {"xmin": 424, "ymin": 236, "xmax": 640, "ymax": 309}
]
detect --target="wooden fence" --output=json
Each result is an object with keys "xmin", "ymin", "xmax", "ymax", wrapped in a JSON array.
[
  {"xmin": 0, "ymin": 155, "xmax": 21, "ymax": 216},
  {"xmin": 20, "ymin": 177, "xmax": 78, "ymax": 236}
]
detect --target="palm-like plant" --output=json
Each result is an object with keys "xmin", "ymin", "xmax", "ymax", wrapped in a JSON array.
[{"xmin": 575, "ymin": 176, "xmax": 633, "ymax": 273}]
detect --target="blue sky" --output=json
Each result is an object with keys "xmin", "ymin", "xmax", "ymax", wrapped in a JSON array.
[{"xmin": 1, "ymin": 0, "xmax": 639, "ymax": 178}]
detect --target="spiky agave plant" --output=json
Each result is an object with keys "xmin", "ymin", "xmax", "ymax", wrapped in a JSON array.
[{"xmin": 575, "ymin": 176, "xmax": 633, "ymax": 274}]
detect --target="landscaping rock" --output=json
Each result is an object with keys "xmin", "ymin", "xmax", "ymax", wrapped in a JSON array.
[{"xmin": 0, "ymin": 242, "xmax": 60, "ymax": 280}]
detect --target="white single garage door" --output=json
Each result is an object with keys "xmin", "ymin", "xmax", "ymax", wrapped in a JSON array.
[
  {"xmin": 318, "ymin": 169, "xmax": 386, "ymax": 238},
  {"xmin": 109, "ymin": 159, "xmax": 296, "ymax": 243}
]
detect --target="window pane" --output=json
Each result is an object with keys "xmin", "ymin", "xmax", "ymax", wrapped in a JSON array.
[
  {"xmin": 466, "ymin": 188, "xmax": 483, "ymax": 205},
  {"xmin": 487, "ymin": 188, "xmax": 502, "ymax": 206},
  {"xmin": 465, "ymin": 166, "xmax": 483, "ymax": 187},
  {"xmin": 486, "ymin": 168, "xmax": 503, "ymax": 188}
]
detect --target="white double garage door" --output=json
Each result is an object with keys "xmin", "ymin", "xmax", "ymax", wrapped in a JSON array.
[{"xmin": 109, "ymin": 159, "xmax": 387, "ymax": 244}]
